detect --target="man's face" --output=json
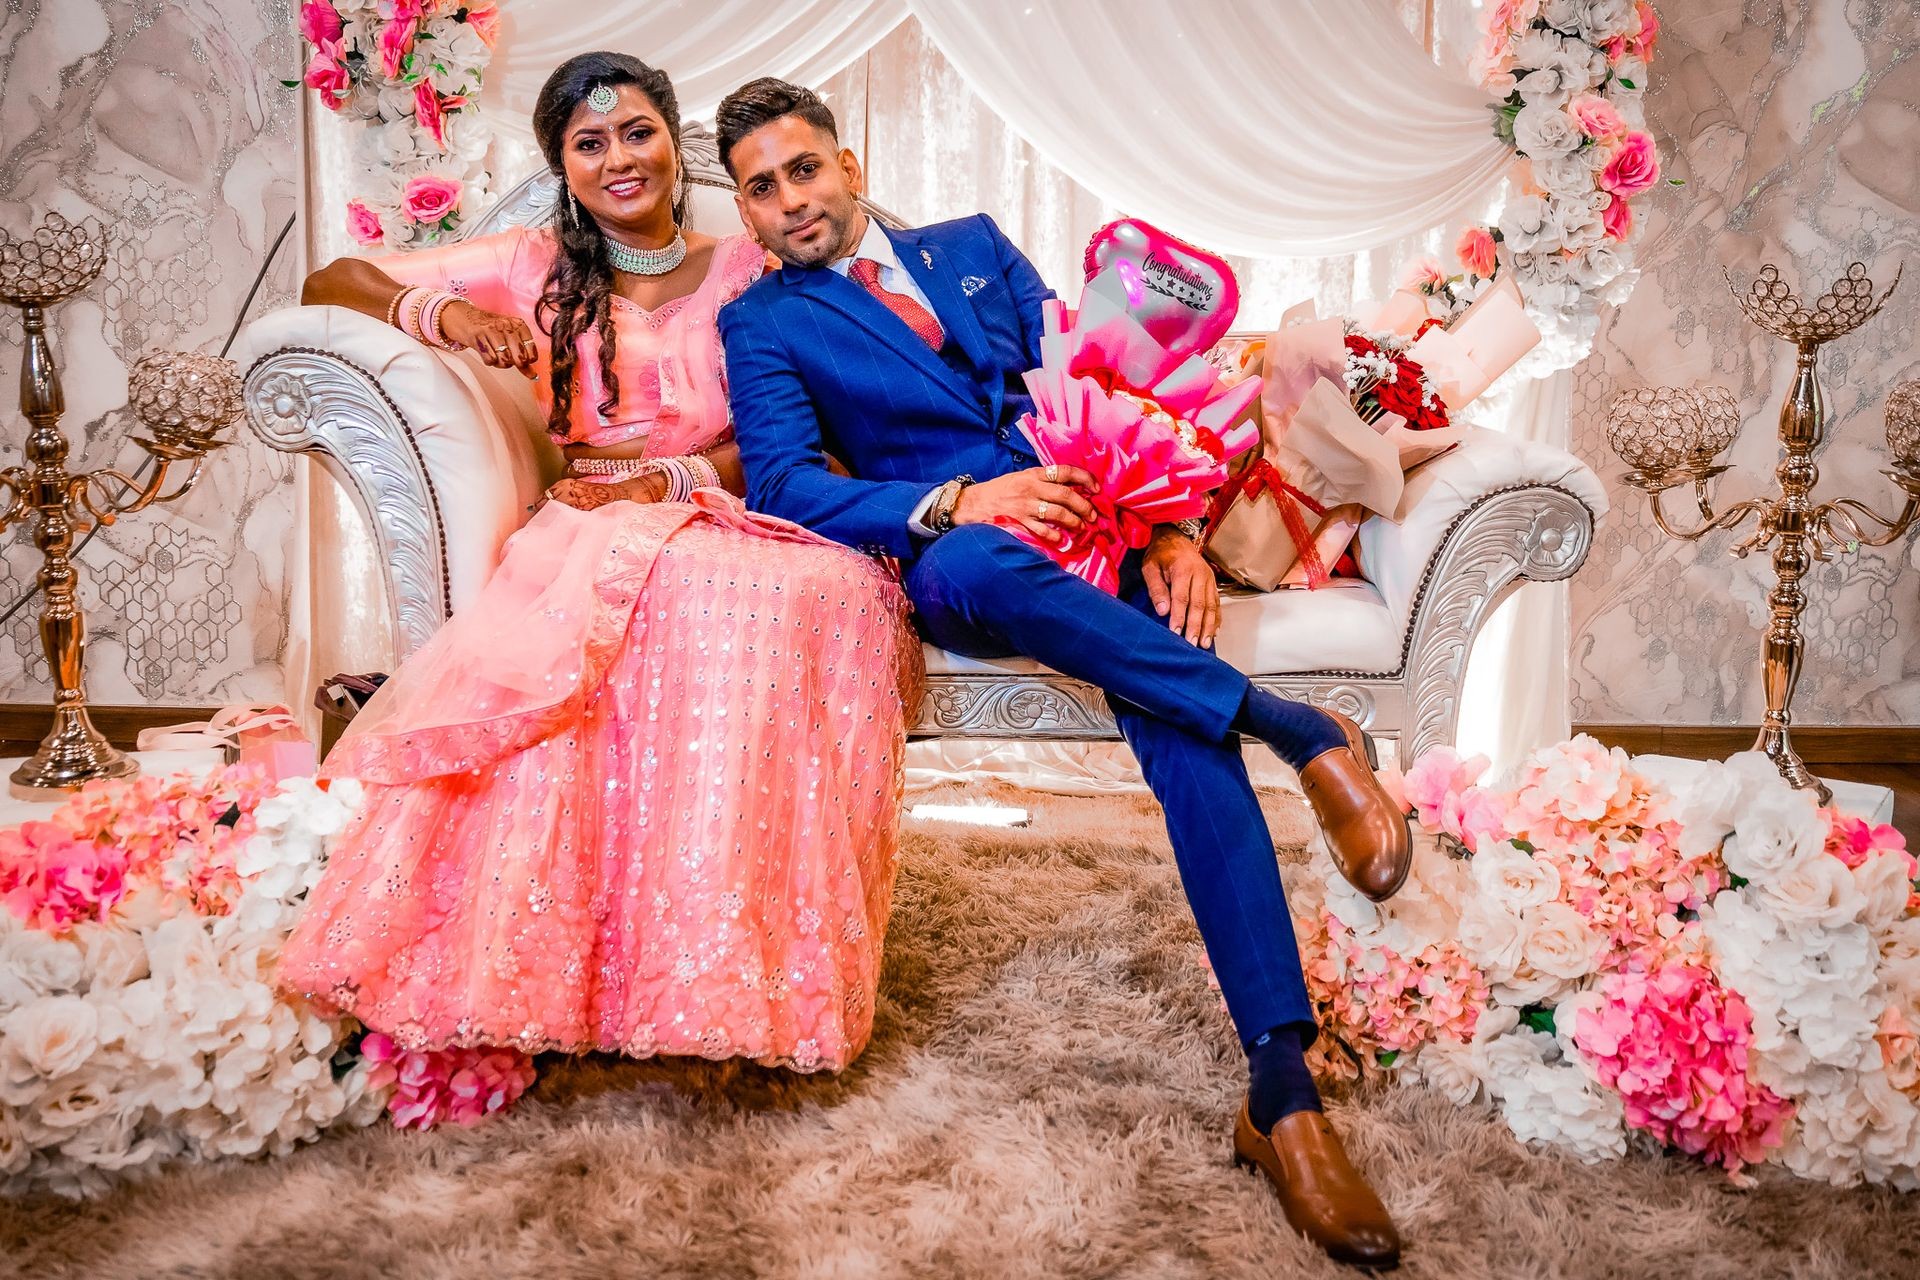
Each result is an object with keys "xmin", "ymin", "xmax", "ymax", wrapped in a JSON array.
[{"xmin": 730, "ymin": 116, "xmax": 865, "ymax": 268}]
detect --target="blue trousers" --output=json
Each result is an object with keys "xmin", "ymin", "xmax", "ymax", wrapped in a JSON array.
[{"xmin": 906, "ymin": 524, "xmax": 1314, "ymax": 1040}]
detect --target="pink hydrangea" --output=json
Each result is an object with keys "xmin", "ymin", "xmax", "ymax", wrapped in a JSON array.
[
  {"xmin": 361, "ymin": 1034, "xmax": 538, "ymax": 1129},
  {"xmin": 0, "ymin": 821, "xmax": 130, "ymax": 932},
  {"xmin": 1454, "ymin": 225, "xmax": 1499, "ymax": 279},
  {"xmin": 1819, "ymin": 806, "xmax": 1911, "ymax": 872},
  {"xmin": 1574, "ymin": 960, "xmax": 1792, "ymax": 1174},
  {"xmin": 1385, "ymin": 746, "xmax": 1507, "ymax": 851},
  {"xmin": 1599, "ymin": 132, "xmax": 1661, "ymax": 199},
  {"xmin": 1302, "ymin": 910, "xmax": 1489, "ymax": 1076}
]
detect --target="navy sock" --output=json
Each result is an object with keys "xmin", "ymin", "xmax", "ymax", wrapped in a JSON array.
[
  {"xmin": 1229, "ymin": 687, "xmax": 1345, "ymax": 771},
  {"xmin": 1247, "ymin": 1022, "xmax": 1323, "ymax": 1134}
]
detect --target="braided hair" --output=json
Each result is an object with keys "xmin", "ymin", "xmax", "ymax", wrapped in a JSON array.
[{"xmin": 531, "ymin": 52, "xmax": 691, "ymax": 436}]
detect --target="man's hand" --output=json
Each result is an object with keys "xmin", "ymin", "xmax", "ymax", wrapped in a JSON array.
[
  {"xmin": 1142, "ymin": 525, "xmax": 1220, "ymax": 648},
  {"xmin": 952, "ymin": 464, "xmax": 1100, "ymax": 544}
]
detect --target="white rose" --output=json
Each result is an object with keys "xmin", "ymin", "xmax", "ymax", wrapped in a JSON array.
[
  {"xmin": 1499, "ymin": 195, "xmax": 1554, "ymax": 254},
  {"xmin": 1511, "ymin": 29, "xmax": 1571, "ymax": 70},
  {"xmin": 1853, "ymin": 852, "xmax": 1914, "ymax": 935},
  {"xmin": 1723, "ymin": 774, "xmax": 1828, "ymax": 884},
  {"xmin": 0, "ymin": 926, "xmax": 86, "ymax": 1005},
  {"xmin": 1409, "ymin": 1038, "xmax": 1484, "ymax": 1106},
  {"xmin": 1514, "ymin": 103, "xmax": 1585, "ymax": 157},
  {"xmin": 0, "ymin": 996, "xmax": 100, "ymax": 1085},
  {"xmin": 29, "ymin": 1070, "xmax": 116, "ymax": 1136},
  {"xmin": 79, "ymin": 924, "xmax": 150, "ymax": 990},
  {"xmin": 1479, "ymin": 1027, "xmax": 1555, "ymax": 1097},
  {"xmin": 1547, "ymin": 196, "xmax": 1605, "ymax": 254},
  {"xmin": 1538, "ymin": 0, "xmax": 1584, "ymax": 29},
  {"xmin": 1612, "ymin": 55, "xmax": 1649, "ymax": 95},
  {"xmin": 1522, "ymin": 903, "xmax": 1604, "ymax": 982},
  {"xmin": 1760, "ymin": 854, "xmax": 1868, "ymax": 931},
  {"xmin": 1459, "ymin": 899, "xmax": 1527, "ymax": 981},
  {"xmin": 1532, "ymin": 150, "xmax": 1599, "ymax": 200},
  {"xmin": 1472, "ymin": 842, "xmax": 1564, "ymax": 913},
  {"xmin": 374, "ymin": 118, "xmax": 418, "ymax": 166},
  {"xmin": 1571, "ymin": 243, "xmax": 1627, "ymax": 290},
  {"xmin": 0, "ymin": 1105, "xmax": 32, "ymax": 1176},
  {"xmin": 1493, "ymin": 963, "xmax": 1572, "ymax": 1008},
  {"xmin": 1579, "ymin": 0, "xmax": 1637, "ymax": 42}
]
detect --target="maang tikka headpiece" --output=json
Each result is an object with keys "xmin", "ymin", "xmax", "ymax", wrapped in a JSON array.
[{"xmin": 586, "ymin": 82, "xmax": 618, "ymax": 114}]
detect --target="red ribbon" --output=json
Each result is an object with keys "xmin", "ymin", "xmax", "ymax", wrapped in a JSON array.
[{"xmin": 1205, "ymin": 457, "xmax": 1332, "ymax": 588}]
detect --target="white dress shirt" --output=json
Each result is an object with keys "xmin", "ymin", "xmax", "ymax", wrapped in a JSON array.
[{"xmin": 831, "ymin": 215, "xmax": 947, "ymax": 536}]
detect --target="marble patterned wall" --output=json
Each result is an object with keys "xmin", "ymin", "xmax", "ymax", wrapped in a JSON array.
[
  {"xmin": 0, "ymin": 0, "xmax": 300, "ymax": 706},
  {"xmin": 1570, "ymin": 0, "xmax": 1920, "ymax": 726}
]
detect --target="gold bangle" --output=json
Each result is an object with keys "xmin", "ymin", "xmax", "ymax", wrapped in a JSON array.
[{"xmin": 384, "ymin": 286, "xmax": 410, "ymax": 329}]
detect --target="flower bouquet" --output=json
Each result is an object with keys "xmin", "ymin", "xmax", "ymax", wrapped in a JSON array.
[
  {"xmin": 1007, "ymin": 219, "xmax": 1263, "ymax": 594},
  {"xmin": 1291, "ymin": 736, "xmax": 1920, "ymax": 1186}
]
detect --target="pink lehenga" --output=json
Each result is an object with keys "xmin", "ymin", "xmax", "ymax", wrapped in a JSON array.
[{"xmin": 278, "ymin": 230, "xmax": 923, "ymax": 1072}]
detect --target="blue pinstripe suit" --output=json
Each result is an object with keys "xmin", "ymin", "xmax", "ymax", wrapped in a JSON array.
[{"xmin": 721, "ymin": 215, "xmax": 1313, "ymax": 1042}]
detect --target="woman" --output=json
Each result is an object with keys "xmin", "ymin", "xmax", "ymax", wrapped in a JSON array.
[{"xmin": 278, "ymin": 53, "xmax": 922, "ymax": 1074}]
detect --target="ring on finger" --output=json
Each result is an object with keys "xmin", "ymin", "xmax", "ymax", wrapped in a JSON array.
[
  {"xmin": 1036, "ymin": 500, "xmax": 1051, "ymax": 521},
  {"xmin": 1045, "ymin": 464, "xmax": 1060, "ymax": 483}
]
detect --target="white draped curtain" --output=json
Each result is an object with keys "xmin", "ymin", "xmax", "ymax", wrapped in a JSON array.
[{"xmin": 299, "ymin": 0, "xmax": 1576, "ymax": 776}]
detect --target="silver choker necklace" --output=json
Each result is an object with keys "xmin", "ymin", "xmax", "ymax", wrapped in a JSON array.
[{"xmin": 605, "ymin": 232, "xmax": 687, "ymax": 276}]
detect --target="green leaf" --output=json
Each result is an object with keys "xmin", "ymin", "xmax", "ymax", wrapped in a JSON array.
[
  {"xmin": 1511, "ymin": 838, "xmax": 1536, "ymax": 855},
  {"xmin": 1519, "ymin": 1006, "xmax": 1558, "ymax": 1035},
  {"xmin": 1728, "ymin": 872, "xmax": 1750, "ymax": 890},
  {"xmin": 279, "ymin": 78, "xmax": 301, "ymax": 89},
  {"xmin": 1376, "ymin": 1050, "xmax": 1400, "ymax": 1068},
  {"xmin": 1617, "ymin": 77, "xmax": 1636, "ymax": 89},
  {"xmin": 1667, "ymin": 178, "xmax": 1687, "ymax": 186}
]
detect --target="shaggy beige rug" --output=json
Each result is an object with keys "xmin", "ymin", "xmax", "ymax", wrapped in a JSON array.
[{"xmin": 4, "ymin": 785, "xmax": 1918, "ymax": 1279}]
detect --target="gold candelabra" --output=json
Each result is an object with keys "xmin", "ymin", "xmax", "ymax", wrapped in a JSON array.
[
  {"xmin": 1605, "ymin": 261, "xmax": 1918, "ymax": 804},
  {"xmin": 1, "ymin": 213, "xmax": 241, "ymax": 799}
]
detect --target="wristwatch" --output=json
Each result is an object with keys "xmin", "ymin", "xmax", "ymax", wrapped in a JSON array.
[
  {"xmin": 1173, "ymin": 516, "xmax": 1208, "ymax": 543},
  {"xmin": 929, "ymin": 474, "xmax": 974, "ymax": 535}
]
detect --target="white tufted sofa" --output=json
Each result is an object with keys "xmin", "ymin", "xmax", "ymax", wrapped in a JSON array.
[{"xmin": 236, "ymin": 126, "xmax": 1606, "ymax": 761}]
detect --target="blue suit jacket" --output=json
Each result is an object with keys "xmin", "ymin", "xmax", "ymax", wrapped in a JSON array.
[{"xmin": 719, "ymin": 214, "xmax": 1055, "ymax": 559}]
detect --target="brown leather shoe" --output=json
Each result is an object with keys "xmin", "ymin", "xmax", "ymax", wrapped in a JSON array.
[
  {"xmin": 1297, "ymin": 710, "xmax": 1411, "ymax": 901},
  {"xmin": 1234, "ymin": 1105, "xmax": 1402, "ymax": 1270}
]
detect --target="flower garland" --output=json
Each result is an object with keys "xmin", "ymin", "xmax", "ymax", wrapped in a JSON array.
[
  {"xmin": 0, "ymin": 767, "xmax": 535, "ymax": 1197},
  {"xmin": 1400, "ymin": 2, "xmax": 1661, "ymax": 374},
  {"xmin": 295, "ymin": 1, "xmax": 500, "ymax": 250},
  {"xmin": 1292, "ymin": 737, "xmax": 1920, "ymax": 1185}
]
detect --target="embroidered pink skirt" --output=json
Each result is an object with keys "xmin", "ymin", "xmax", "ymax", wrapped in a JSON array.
[{"xmin": 279, "ymin": 492, "xmax": 923, "ymax": 1072}]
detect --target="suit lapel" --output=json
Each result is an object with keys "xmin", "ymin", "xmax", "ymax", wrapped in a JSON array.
[
  {"xmin": 887, "ymin": 226, "xmax": 991, "ymax": 375},
  {"xmin": 780, "ymin": 258, "xmax": 981, "ymax": 419}
]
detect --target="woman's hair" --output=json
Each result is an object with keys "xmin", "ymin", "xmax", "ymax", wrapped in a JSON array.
[{"xmin": 531, "ymin": 52, "xmax": 689, "ymax": 437}]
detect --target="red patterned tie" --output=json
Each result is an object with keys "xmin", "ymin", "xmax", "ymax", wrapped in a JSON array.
[{"xmin": 849, "ymin": 256, "xmax": 945, "ymax": 351}]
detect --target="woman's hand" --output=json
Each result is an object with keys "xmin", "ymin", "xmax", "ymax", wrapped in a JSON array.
[
  {"xmin": 440, "ymin": 300, "xmax": 539, "ymax": 377},
  {"xmin": 539, "ymin": 474, "xmax": 667, "ymax": 513},
  {"xmin": 951, "ymin": 464, "xmax": 1100, "ymax": 545},
  {"xmin": 1142, "ymin": 525, "xmax": 1221, "ymax": 649}
]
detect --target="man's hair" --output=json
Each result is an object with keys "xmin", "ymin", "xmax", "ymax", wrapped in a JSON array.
[{"xmin": 715, "ymin": 77, "xmax": 839, "ymax": 173}]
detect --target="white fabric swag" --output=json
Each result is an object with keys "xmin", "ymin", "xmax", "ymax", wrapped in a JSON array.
[{"xmin": 484, "ymin": 0, "xmax": 1510, "ymax": 256}]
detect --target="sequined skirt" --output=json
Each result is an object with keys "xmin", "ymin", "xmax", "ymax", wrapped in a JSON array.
[{"xmin": 278, "ymin": 492, "xmax": 923, "ymax": 1072}]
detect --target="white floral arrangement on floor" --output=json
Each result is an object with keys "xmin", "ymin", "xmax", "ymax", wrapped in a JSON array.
[
  {"xmin": 1415, "ymin": 0, "xmax": 1665, "ymax": 373},
  {"xmin": 1293, "ymin": 736, "xmax": 1920, "ymax": 1187},
  {"xmin": 0, "ymin": 764, "xmax": 544, "ymax": 1198},
  {"xmin": 295, "ymin": 0, "xmax": 499, "ymax": 249}
]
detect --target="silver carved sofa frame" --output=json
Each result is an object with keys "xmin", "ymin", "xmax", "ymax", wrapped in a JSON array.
[{"xmin": 241, "ymin": 125, "xmax": 1602, "ymax": 763}]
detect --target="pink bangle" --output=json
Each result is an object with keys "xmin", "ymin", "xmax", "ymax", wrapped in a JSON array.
[{"xmin": 422, "ymin": 292, "xmax": 465, "ymax": 351}]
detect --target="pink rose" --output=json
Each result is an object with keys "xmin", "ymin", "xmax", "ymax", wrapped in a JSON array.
[
  {"xmin": 1599, "ymin": 132, "xmax": 1660, "ymax": 198},
  {"xmin": 463, "ymin": 2, "xmax": 501, "ymax": 47},
  {"xmin": 402, "ymin": 173, "xmax": 462, "ymax": 224},
  {"xmin": 345, "ymin": 199, "xmax": 385, "ymax": 247},
  {"xmin": 1609, "ymin": 2, "xmax": 1660, "ymax": 63},
  {"xmin": 298, "ymin": 1, "xmax": 342, "ymax": 48},
  {"xmin": 377, "ymin": 16, "xmax": 418, "ymax": 79},
  {"xmin": 1454, "ymin": 225, "xmax": 1499, "ymax": 278},
  {"xmin": 302, "ymin": 48, "xmax": 352, "ymax": 111},
  {"xmin": 1568, "ymin": 93, "xmax": 1626, "ymax": 141},
  {"xmin": 1398, "ymin": 255, "xmax": 1448, "ymax": 296},
  {"xmin": 414, "ymin": 82, "xmax": 448, "ymax": 150},
  {"xmin": 1600, "ymin": 192, "xmax": 1633, "ymax": 240}
]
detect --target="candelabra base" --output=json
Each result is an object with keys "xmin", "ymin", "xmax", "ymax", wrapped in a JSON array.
[
  {"xmin": 1752, "ymin": 724, "xmax": 1833, "ymax": 807},
  {"xmin": 8, "ymin": 708, "xmax": 140, "ymax": 800}
]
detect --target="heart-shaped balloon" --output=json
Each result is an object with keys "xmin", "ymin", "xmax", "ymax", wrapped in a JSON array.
[{"xmin": 1083, "ymin": 218, "xmax": 1241, "ymax": 362}]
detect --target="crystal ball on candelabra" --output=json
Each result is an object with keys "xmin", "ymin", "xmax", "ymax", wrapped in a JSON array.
[
  {"xmin": 1604, "ymin": 386, "xmax": 1742, "ymax": 488},
  {"xmin": 1889, "ymin": 380, "xmax": 1920, "ymax": 482},
  {"xmin": 126, "ymin": 350, "xmax": 243, "ymax": 459},
  {"xmin": 0, "ymin": 212, "xmax": 107, "ymax": 306}
]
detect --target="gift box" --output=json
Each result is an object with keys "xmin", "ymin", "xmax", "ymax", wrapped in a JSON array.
[
  {"xmin": 136, "ymin": 704, "xmax": 318, "ymax": 782},
  {"xmin": 1404, "ymin": 276, "xmax": 1540, "ymax": 408}
]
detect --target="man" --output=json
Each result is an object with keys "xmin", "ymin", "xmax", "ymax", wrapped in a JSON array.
[{"xmin": 716, "ymin": 78, "xmax": 1407, "ymax": 1270}]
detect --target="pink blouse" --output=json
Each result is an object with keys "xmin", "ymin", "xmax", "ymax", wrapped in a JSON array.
[{"xmin": 364, "ymin": 228, "xmax": 765, "ymax": 455}]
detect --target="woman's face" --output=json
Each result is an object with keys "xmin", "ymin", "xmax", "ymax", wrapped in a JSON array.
[{"xmin": 561, "ymin": 83, "xmax": 677, "ymax": 237}]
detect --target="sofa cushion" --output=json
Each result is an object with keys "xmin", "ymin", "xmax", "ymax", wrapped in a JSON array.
[{"xmin": 922, "ymin": 578, "xmax": 1401, "ymax": 677}]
